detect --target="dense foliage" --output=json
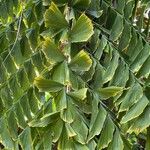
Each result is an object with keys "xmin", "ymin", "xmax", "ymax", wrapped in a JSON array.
[{"xmin": 0, "ymin": 0, "xmax": 150, "ymax": 149}]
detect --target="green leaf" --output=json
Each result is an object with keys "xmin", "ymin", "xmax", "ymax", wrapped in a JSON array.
[
  {"xmin": 126, "ymin": 29, "xmax": 138, "ymax": 59},
  {"xmin": 131, "ymin": 44, "xmax": 150, "ymax": 72},
  {"xmin": 92, "ymin": 64, "xmax": 105, "ymax": 89},
  {"xmin": 34, "ymin": 77, "xmax": 64, "ymax": 92},
  {"xmin": 65, "ymin": 123, "xmax": 77, "ymax": 138},
  {"xmin": 72, "ymin": 115, "xmax": 88, "ymax": 144},
  {"xmin": 44, "ymin": 2, "xmax": 68, "ymax": 36},
  {"xmin": 68, "ymin": 88, "xmax": 88, "ymax": 100},
  {"xmin": 42, "ymin": 39, "xmax": 65, "ymax": 63},
  {"xmin": 0, "ymin": 0, "xmax": 150, "ymax": 149},
  {"xmin": 15, "ymin": 102, "xmax": 27, "ymax": 128},
  {"xmin": 119, "ymin": 83, "xmax": 143, "ymax": 112},
  {"xmin": 122, "ymin": 136, "xmax": 132, "ymax": 150},
  {"xmin": 94, "ymin": 35, "xmax": 107, "ymax": 60},
  {"xmin": 24, "ymin": 60, "xmax": 36, "ymax": 83},
  {"xmin": 27, "ymin": 88, "xmax": 39, "ymax": 114},
  {"xmin": 9, "ymin": 77, "xmax": 23, "ymax": 100},
  {"xmin": 52, "ymin": 0, "xmax": 68, "ymax": 5},
  {"xmin": 109, "ymin": 61, "xmax": 129, "ymax": 87},
  {"xmin": 2, "ymin": 52, "xmax": 16, "ymax": 74},
  {"xmin": 109, "ymin": 14, "xmax": 123, "ymax": 41},
  {"xmin": 29, "ymin": 112, "xmax": 59, "ymax": 127},
  {"xmin": 0, "ymin": 63, "xmax": 7, "ymax": 84},
  {"xmin": 128, "ymin": 106, "xmax": 150, "ymax": 134},
  {"xmin": 90, "ymin": 94, "xmax": 99, "ymax": 127},
  {"xmin": 52, "ymin": 119, "xmax": 63, "ymax": 142},
  {"xmin": 82, "ymin": 57, "xmax": 97, "ymax": 82},
  {"xmin": 42, "ymin": 0, "xmax": 51, "ymax": 6},
  {"xmin": 17, "ymin": 68, "xmax": 30, "ymax": 91},
  {"xmin": 74, "ymin": 142, "xmax": 89, "ymax": 150},
  {"xmin": 31, "ymin": 52, "xmax": 45, "ymax": 73},
  {"xmin": 136, "ymin": 56, "xmax": 150, "ymax": 78},
  {"xmin": 60, "ymin": 99, "xmax": 75, "ymax": 123},
  {"xmin": 73, "ymin": 0, "xmax": 91, "ymax": 9},
  {"xmin": 97, "ymin": 116, "xmax": 115, "ymax": 150},
  {"xmin": 6, "ymin": 110, "xmax": 18, "ymax": 140},
  {"xmin": 70, "ymin": 14, "xmax": 94, "ymax": 43},
  {"xmin": 126, "ymin": 0, "xmax": 135, "ymax": 15},
  {"xmin": 26, "ymin": 28, "xmax": 38, "ymax": 50},
  {"xmin": 42, "ymin": 132, "xmax": 52, "ymax": 150},
  {"xmin": 116, "ymin": 0, "xmax": 125, "ymax": 14},
  {"xmin": 1, "ymin": 86, "xmax": 13, "ymax": 109},
  {"xmin": 58, "ymin": 132, "xmax": 74, "ymax": 149},
  {"xmin": 19, "ymin": 127, "xmax": 33, "ymax": 150},
  {"xmin": 54, "ymin": 89, "xmax": 67, "ymax": 111},
  {"xmin": 0, "ymin": 117, "xmax": 14, "ymax": 149},
  {"xmin": 52, "ymin": 61, "xmax": 69, "ymax": 84},
  {"xmin": 107, "ymin": 129, "xmax": 124, "ymax": 150},
  {"xmin": 20, "ymin": 95, "xmax": 32, "ymax": 121},
  {"xmin": 98, "ymin": 86, "xmax": 124, "ymax": 99},
  {"xmin": 88, "ymin": 0, "xmax": 103, "ymax": 18},
  {"xmin": 88, "ymin": 105, "xmax": 107, "ymax": 141},
  {"xmin": 121, "ymin": 95, "xmax": 149, "ymax": 124},
  {"xmin": 69, "ymin": 50, "xmax": 92, "ymax": 72},
  {"xmin": 88, "ymin": 140, "xmax": 97, "ymax": 150},
  {"xmin": 11, "ymin": 40, "xmax": 23, "ymax": 65},
  {"xmin": 128, "ymin": 36, "xmax": 143, "ymax": 63},
  {"xmin": 118, "ymin": 22, "xmax": 131, "ymax": 51},
  {"xmin": 69, "ymin": 70, "xmax": 79, "ymax": 90},
  {"xmin": 103, "ymin": 50, "xmax": 119, "ymax": 83},
  {"xmin": 146, "ymin": 127, "xmax": 150, "ymax": 150}
]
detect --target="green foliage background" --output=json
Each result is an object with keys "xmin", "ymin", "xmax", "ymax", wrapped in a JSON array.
[{"xmin": 0, "ymin": 0, "xmax": 150, "ymax": 149}]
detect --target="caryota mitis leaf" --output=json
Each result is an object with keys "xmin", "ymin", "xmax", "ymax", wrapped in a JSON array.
[{"xmin": 0, "ymin": 0, "xmax": 150, "ymax": 149}]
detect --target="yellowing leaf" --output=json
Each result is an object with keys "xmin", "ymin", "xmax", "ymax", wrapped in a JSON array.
[
  {"xmin": 68, "ymin": 88, "xmax": 88, "ymax": 100},
  {"xmin": 42, "ymin": 39, "xmax": 65, "ymax": 63},
  {"xmin": 34, "ymin": 77, "xmax": 64, "ymax": 92},
  {"xmin": 44, "ymin": 2, "xmax": 68, "ymax": 36},
  {"xmin": 65, "ymin": 123, "xmax": 77, "ymax": 138},
  {"xmin": 98, "ymin": 86, "xmax": 124, "ymax": 99},
  {"xmin": 69, "ymin": 50, "xmax": 92, "ymax": 72},
  {"xmin": 70, "ymin": 14, "xmax": 94, "ymax": 43}
]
